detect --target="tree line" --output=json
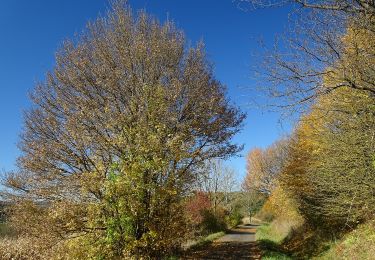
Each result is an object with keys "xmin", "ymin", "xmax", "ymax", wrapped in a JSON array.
[{"xmin": 243, "ymin": 0, "xmax": 375, "ymax": 256}]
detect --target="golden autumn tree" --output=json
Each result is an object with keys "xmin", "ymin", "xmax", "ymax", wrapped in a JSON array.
[
  {"xmin": 282, "ymin": 88, "xmax": 375, "ymax": 229},
  {"xmin": 244, "ymin": 138, "xmax": 289, "ymax": 195},
  {"xmin": 243, "ymin": 0, "xmax": 375, "ymax": 229},
  {"xmin": 2, "ymin": 2, "xmax": 245, "ymax": 258},
  {"xmin": 280, "ymin": 23, "xmax": 375, "ymax": 229}
]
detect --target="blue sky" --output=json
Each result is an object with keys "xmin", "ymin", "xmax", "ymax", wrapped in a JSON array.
[{"xmin": 0, "ymin": 0, "xmax": 292, "ymax": 182}]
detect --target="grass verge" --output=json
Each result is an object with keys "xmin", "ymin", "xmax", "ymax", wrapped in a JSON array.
[
  {"xmin": 166, "ymin": 231, "xmax": 226, "ymax": 259},
  {"xmin": 314, "ymin": 220, "xmax": 375, "ymax": 259},
  {"xmin": 256, "ymin": 223, "xmax": 292, "ymax": 260},
  {"xmin": 188, "ymin": 231, "xmax": 226, "ymax": 250}
]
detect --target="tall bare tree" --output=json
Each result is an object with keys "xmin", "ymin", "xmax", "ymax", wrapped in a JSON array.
[
  {"xmin": 2, "ymin": 2, "xmax": 245, "ymax": 258},
  {"xmin": 241, "ymin": 0, "xmax": 375, "ymax": 113},
  {"xmin": 198, "ymin": 160, "xmax": 238, "ymax": 213}
]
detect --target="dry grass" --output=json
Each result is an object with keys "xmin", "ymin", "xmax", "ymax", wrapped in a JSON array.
[
  {"xmin": 255, "ymin": 220, "xmax": 296, "ymax": 260},
  {"xmin": 0, "ymin": 236, "xmax": 51, "ymax": 260},
  {"xmin": 314, "ymin": 220, "xmax": 375, "ymax": 260},
  {"xmin": 0, "ymin": 223, "xmax": 64, "ymax": 260}
]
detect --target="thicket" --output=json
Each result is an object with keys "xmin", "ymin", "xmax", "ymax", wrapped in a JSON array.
[{"xmin": 185, "ymin": 189, "xmax": 245, "ymax": 237}]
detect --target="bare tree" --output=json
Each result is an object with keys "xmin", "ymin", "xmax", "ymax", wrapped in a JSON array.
[
  {"xmin": 243, "ymin": 0, "xmax": 375, "ymax": 13},
  {"xmin": 240, "ymin": 187, "xmax": 265, "ymax": 223},
  {"xmin": 198, "ymin": 160, "xmax": 239, "ymax": 213},
  {"xmin": 240, "ymin": 0, "xmax": 375, "ymax": 114}
]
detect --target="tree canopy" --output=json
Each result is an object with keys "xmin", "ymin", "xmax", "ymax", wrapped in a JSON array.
[{"xmin": 2, "ymin": 2, "xmax": 244, "ymax": 258}]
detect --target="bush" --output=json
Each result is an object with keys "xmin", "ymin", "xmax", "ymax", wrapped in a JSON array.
[
  {"xmin": 227, "ymin": 210, "xmax": 243, "ymax": 227},
  {"xmin": 256, "ymin": 207, "xmax": 275, "ymax": 223},
  {"xmin": 256, "ymin": 186, "xmax": 303, "ymax": 225},
  {"xmin": 200, "ymin": 210, "xmax": 227, "ymax": 234},
  {"xmin": 185, "ymin": 192, "xmax": 211, "ymax": 224},
  {"xmin": 255, "ymin": 185, "xmax": 305, "ymax": 259}
]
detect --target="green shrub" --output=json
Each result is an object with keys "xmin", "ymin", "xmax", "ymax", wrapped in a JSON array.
[
  {"xmin": 257, "ymin": 211, "xmax": 275, "ymax": 223},
  {"xmin": 200, "ymin": 210, "xmax": 227, "ymax": 234},
  {"xmin": 227, "ymin": 210, "xmax": 243, "ymax": 227}
]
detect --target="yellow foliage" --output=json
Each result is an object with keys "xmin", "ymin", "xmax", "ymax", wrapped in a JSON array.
[{"xmin": 258, "ymin": 184, "xmax": 304, "ymax": 226}]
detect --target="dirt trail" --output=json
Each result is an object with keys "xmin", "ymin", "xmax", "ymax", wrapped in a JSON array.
[{"xmin": 184, "ymin": 224, "xmax": 262, "ymax": 259}]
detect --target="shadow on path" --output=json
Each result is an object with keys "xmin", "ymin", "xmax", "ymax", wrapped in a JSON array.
[
  {"xmin": 183, "ymin": 224, "xmax": 261, "ymax": 259},
  {"xmin": 183, "ymin": 241, "xmax": 261, "ymax": 259},
  {"xmin": 225, "ymin": 224, "xmax": 260, "ymax": 235}
]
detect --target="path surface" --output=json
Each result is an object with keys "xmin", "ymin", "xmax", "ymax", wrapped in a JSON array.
[{"xmin": 184, "ymin": 224, "xmax": 262, "ymax": 259}]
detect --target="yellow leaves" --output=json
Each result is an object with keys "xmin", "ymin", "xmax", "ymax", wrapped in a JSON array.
[
  {"xmin": 245, "ymin": 139, "xmax": 289, "ymax": 194},
  {"xmin": 343, "ymin": 24, "xmax": 375, "ymax": 55},
  {"xmin": 167, "ymin": 188, "xmax": 177, "ymax": 196},
  {"xmin": 7, "ymin": 1, "xmax": 244, "ymax": 258},
  {"xmin": 259, "ymin": 185, "xmax": 304, "ymax": 225}
]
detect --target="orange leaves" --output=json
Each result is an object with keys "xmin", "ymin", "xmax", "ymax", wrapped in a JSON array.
[{"xmin": 244, "ymin": 138, "xmax": 289, "ymax": 195}]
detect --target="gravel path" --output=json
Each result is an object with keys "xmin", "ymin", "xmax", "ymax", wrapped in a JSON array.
[{"xmin": 184, "ymin": 224, "xmax": 261, "ymax": 259}]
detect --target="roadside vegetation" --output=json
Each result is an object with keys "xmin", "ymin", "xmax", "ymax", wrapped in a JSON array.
[
  {"xmin": 242, "ymin": 0, "xmax": 375, "ymax": 259},
  {"xmin": 0, "ymin": 0, "xmax": 374, "ymax": 259},
  {"xmin": 315, "ymin": 220, "xmax": 375, "ymax": 259},
  {"xmin": 187, "ymin": 231, "xmax": 226, "ymax": 251}
]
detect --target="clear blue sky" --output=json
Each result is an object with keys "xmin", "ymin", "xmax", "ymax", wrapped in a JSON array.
[{"xmin": 0, "ymin": 0, "xmax": 292, "ymax": 182}]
